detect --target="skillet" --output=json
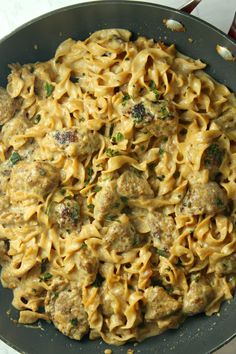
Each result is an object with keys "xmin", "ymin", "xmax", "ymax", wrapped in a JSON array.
[{"xmin": 0, "ymin": 1, "xmax": 236, "ymax": 353}]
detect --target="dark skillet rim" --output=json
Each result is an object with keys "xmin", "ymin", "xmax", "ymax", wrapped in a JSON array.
[{"xmin": 0, "ymin": 1, "xmax": 236, "ymax": 353}]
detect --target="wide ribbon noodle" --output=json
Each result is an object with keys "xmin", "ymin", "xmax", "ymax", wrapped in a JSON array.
[{"xmin": 0, "ymin": 29, "xmax": 236, "ymax": 345}]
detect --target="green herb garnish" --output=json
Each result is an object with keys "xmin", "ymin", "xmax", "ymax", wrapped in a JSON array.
[
  {"xmin": 215, "ymin": 197, "xmax": 224, "ymax": 206},
  {"xmin": 40, "ymin": 272, "xmax": 52, "ymax": 281},
  {"xmin": 70, "ymin": 206, "xmax": 80, "ymax": 221},
  {"xmin": 45, "ymin": 82, "xmax": 54, "ymax": 97},
  {"xmin": 112, "ymin": 132, "xmax": 124, "ymax": 143},
  {"xmin": 121, "ymin": 196, "xmax": 128, "ymax": 204},
  {"xmin": 149, "ymin": 80, "xmax": 159, "ymax": 100},
  {"xmin": 156, "ymin": 249, "xmax": 168, "ymax": 258},
  {"xmin": 105, "ymin": 214, "xmax": 118, "ymax": 221},
  {"xmin": 39, "ymin": 168, "xmax": 46, "ymax": 176},
  {"xmin": 70, "ymin": 318, "xmax": 78, "ymax": 326},
  {"xmin": 87, "ymin": 204, "xmax": 94, "ymax": 211},
  {"xmin": 204, "ymin": 143, "xmax": 224, "ymax": 168},
  {"xmin": 9, "ymin": 152, "xmax": 21, "ymax": 165},
  {"xmin": 84, "ymin": 167, "xmax": 93, "ymax": 185},
  {"xmin": 122, "ymin": 93, "xmax": 131, "ymax": 105},
  {"xmin": 94, "ymin": 186, "xmax": 102, "ymax": 193},
  {"xmin": 159, "ymin": 105, "xmax": 170, "ymax": 119},
  {"xmin": 33, "ymin": 114, "xmax": 41, "ymax": 124},
  {"xmin": 105, "ymin": 148, "xmax": 120, "ymax": 157}
]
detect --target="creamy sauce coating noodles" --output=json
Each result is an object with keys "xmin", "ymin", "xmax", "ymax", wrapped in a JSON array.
[{"xmin": 0, "ymin": 29, "xmax": 236, "ymax": 345}]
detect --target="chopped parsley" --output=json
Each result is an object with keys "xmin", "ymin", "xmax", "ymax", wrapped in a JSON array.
[
  {"xmin": 121, "ymin": 196, "xmax": 128, "ymax": 204},
  {"xmin": 105, "ymin": 148, "xmax": 120, "ymax": 157},
  {"xmin": 173, "ymin": 171, "xmax": 180, "ymax": 179},
  {"xmin": 105, "ymin": 214, "xmax": 118, "ymax": 221},
  {"xmin": 122, "ymin": 93, "xmax": 131, "ymax": 105},
  {"xmin": 132, "ymin": 103, "xmax": 146, "ymax": 123},
  {"xmin": 149, "ymin": 80, "xmax": 160, "ymax": 100},
  {"xmin": 92, "ymin": 273, "xmax": 104, "ymax": 288},
  {"xmin": 80, "ymin": 242, "xmax": 87, "ymax": 249},
  {"xmin": 70, "ymin": 205, "xmax": 80, "ymax": 222},
  {"xmin": 45, "ymin": 82, "xmax": 54, "ymax": 97},
  {"xmin": 40, "ymin": 272, "xmax": 52, "ymax": 281},
  {"xmin": 70, "ymin": 76, "xmax": 79, "ymax": 83},
  {"xmin": 156, "ymin": 248, "xmax": 169, "ymax": 258},
  {"xmin": 87, "ymin": 203, "xmax": 94, "ymax": 211},
  {"xmin": 159, "ymin": 147, "xmax": 165, "ymax": 155},
  {"xmin": 70, "ymin": 318, "xmax": 78, "ymax": 326},
  {"xmin": 84, "ymin": 167, "xmax": 93, "ymax": 185},
  {"xmin": 159, "ymin": 104, "xmax": 171, "ymax": 119},
  {"xmin": 9, "ymin": 152, "xmax": 21, "ymax": 165},
  {"xmin": 112, "ymin": 132, "xmax": 124, "ymax": 143},
  {"xmin": 133, "ymin": 235, "xmax": 140, "ymax": 246},
  {"xmin": 39, "ymin": 168, "xmax": 46, "ymax": 176},
  {"xmin": 94, "ymin": 186, "xmax": 102, "ymax": 193},
  {"xmin": 33, "ymin": 114, "xmax": 41, "ymax": 124},
  {"xmin": 215, "ymin": 197, "xmax": 224, "ymax": 206}
]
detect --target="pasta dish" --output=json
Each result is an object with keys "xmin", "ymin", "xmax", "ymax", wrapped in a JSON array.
[{"xmin": 0, "ymin": 29, "xmax": 236, "ymax": 345}]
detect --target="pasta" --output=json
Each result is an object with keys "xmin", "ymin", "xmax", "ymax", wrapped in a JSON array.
[{"xmin": 0, "ymin": 28, "xmax": 236, "ymax": 345}]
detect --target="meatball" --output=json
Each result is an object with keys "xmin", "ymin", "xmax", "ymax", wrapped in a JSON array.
[
  {"xmin": 183, "ymin": 279, "xmax": 214, "ymax": 315},
  {"xmin": 215, "ymin": 253, "xmax": 236, "ymax": 275},
  {"xmin": 9, "ymin": 161, "xmax": 60, "ymax": 203},
  {"xmin": 74, "ymin": 248, "xmax": 99, "ymax": 286},
  {"xmin": 179, "ymin": 182, "xmax": 228, "ymax": 215},
  {"xmin": 51, "ymin": 199, "xmax": 81, "ymax": 230},
  {"xmin": 1, "ymin": 114, "xmax": 30, "ymax": 148},
  {"xmin": 144, "ymin": 286, "xmax": 181, "ymax": 321},
  {"xmin": 0, "ymin": 87, "xmax": 17, "ymax": 124},
  {"xmin": 45, "ymin": 279, "xmax": 89, "ymax": 340},
  {"xmin": 117, "ymin": 170, "xmax": 154, "ymax": 198},
  {"xmin": 147, "ymin": 212, "xmax": 178, "ymax": 250},
  {"xmin": 43, "ymin": 128, "xmax": 100, "ymax": 158},
  {"xmin": 104, "ymin": 220, "xmax": 136, "ymax": 253},
  {"xmin": 94, "ymin": 180, "xmax": 118, "ymax": 221}
]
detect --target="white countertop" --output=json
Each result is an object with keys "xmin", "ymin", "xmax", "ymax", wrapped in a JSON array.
[{"xmin": 0, "ymin": 0, "xmax": 235, "ymax": 353}]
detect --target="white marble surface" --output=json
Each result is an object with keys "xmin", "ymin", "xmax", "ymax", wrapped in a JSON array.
[{"xmin": 0, "ymin": 0, "xmax": 235, "ymax": 353}]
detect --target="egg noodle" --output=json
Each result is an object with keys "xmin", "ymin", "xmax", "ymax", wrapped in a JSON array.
[{"xmin": 0, "ymin": 29, "xmax": 236, "ymax": 345}]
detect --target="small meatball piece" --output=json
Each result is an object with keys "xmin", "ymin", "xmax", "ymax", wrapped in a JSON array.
[
  {"xmin": 144, "ymin": 286, "xmax": 181, "ymax": 321},
  {"xmin": 0, "ymin": 87, "xmax": 17, "ymax": 124},
  {"xmin": 215, "ymin": 253, "xmax": 236, "ymax": 275},
  {"xmin": 147, "ymin": 212, "xmax": 178, "ymax": 250},
  {"xmin": 179, "ymin": 182, "xmax": 227, "ymax": 215},
  {"xmin": 183, "ymin": 279, "xmax": 214, "ymax": 315},
  {"xmin": 74, "ymin": 248, "xmax": 99, "ymax": 286},
  {"xmin": 117, "ymin": 170, "xmax": 154, "ymax": 198},
  {"xmin": 104, "ymin": 221, "xmax": 136, "ymax": 253},
  {"xmin": 94, "ymin": 180, "xmax": 118, "ymax": 221},
  {"xmin": 45, "ymin": 279, "xmax": 89, "ymax": 340},
  {"xmin": 51, "ymin": 199, "xmax": 80, "ymax": 230},
  {"xmin": 43, "ymin": 128, "xmax": 100, "ymax": 158},
  {"xmin": 1, "ymin": 114, "xmax": 30, "ymax": 148},
  {"xmin": 202, "ymin": 143, "xmax": 224, "ymax": 178},
  {"xmin": 9, "ymin": 161, "xmax": 59, "ymax": 203}
]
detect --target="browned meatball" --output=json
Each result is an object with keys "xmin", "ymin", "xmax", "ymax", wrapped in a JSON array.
[
  {"xmin": 74, "ymin": 248, "xmax": 99, "ymax": 286},
  {"xmin": 215, "ymin": 253, "xmax": 236, "ymax": 275},
  {"xmin": 179, "ymin": 182, "xmax": 228, "ymax": 215},
  {"xmin": 183, "ymin": 279, "xmax": 214, "ymax": 315},
  {"xmin": 117, "ymin": 170, "xmax": 154, "ymax": 198},
  {"xmin": 44, "ymin": 128, "xmax": 100, "ymax": 158},
  {"xmin": 94, "ymin": 180, "xmax": 118, "ymax": 221},
  {"xmin": 104, "ymin": 221, "xmax": 136, "ymax": 253},
  {"xmin": 51, "ymin": 199, "xmax": 81, "ymax": 230},
  {"xmin": 1, "ymin": 114, "xmax": 30, "ymax": 148},
  {"xmin": 45, "ymin": 278, "xmax": 89, "ymax": 340},
  {"xmin": 147, "ymin": 212, "xmax": 178, "ymax": 250},
  {"xmin": 9, "ymin": 161, "xmax": 60, "ymax": 203},
  {"xmin": 144, "ymin": 286, "xmax": 181, "ymax": 321},
  {"xmin": 0, "ymin": 87, "xmax": 17, "ymax": 124}
]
